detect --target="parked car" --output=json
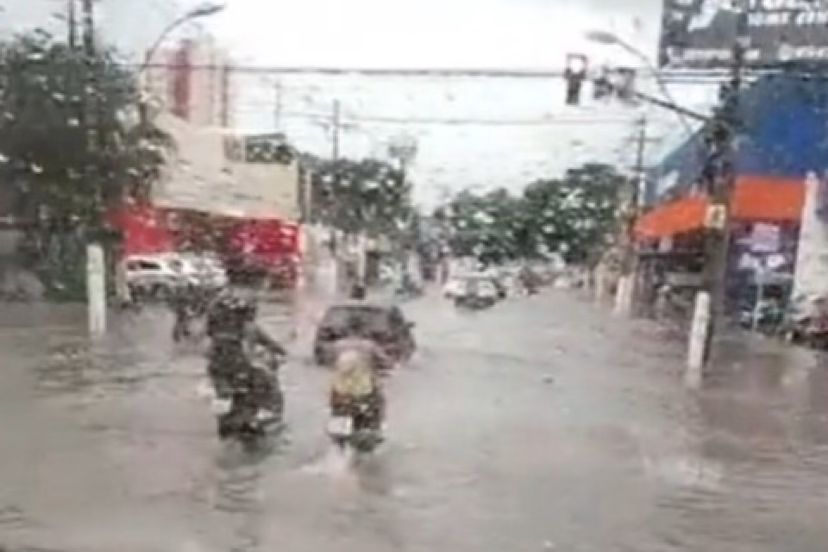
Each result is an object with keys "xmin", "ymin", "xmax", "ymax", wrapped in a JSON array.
[
  {"xmin": 313, "ymin": 301, "xmax": 417, "ymax": 366},
  {"xmin": 126, "ymin": 253, "xmax": 228, "ymax": 301},
  {"xmin": 454, "ymin": 276, "xmax": 499, "ymax": 309},
  {"xmin": 179, "ymin": 253, "xmax": 229, "ymax": 289},
  {"xmin": 444, "ymin": 273, "xmax": 505, "ymax": 301},
  {"xmin": 443, "ymin": 277, "xmax": 467, "ymax": 299},
  {"xmin": 125, "ymin": 254, "xmax": 191, "ymax": 300}
]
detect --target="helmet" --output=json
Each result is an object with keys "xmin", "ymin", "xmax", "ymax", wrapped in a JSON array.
[
  {"xmin": 226, "ymin": 296, "xmax": 256, "ymax": 321},
  {"xmin": 209, "ymin": 293, "xmax": 256, "ymax": 340}
]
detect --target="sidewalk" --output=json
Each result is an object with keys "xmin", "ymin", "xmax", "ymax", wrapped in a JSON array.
[{"xmin": 581, "ymin": 284, "xmax": 823, "ymax": 398}]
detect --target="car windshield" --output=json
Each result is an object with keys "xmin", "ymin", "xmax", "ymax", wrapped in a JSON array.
[{"xmin": 6, "ymin": 0, "xmax": 827, "ymax": 550}]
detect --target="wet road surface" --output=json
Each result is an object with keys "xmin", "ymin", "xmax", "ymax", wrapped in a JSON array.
[{"xmin": 2, "ymin": 292, "xmax": 828, "ymax": 551}]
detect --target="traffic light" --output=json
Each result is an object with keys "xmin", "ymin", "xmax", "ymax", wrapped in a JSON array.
[
  {"xmin": 614, "ymin": 67, "xmax": 637, "ymax": 103},
  {"xmin": 593, "ymin": 67, "xmax": 613, "ymax": 100},
  {"xmin": 564, "ymin": 54, "xmax": 588, "ymax": 105},
  {"xmin": 592, "ymin": 67, "xmax": 637, "ymax": 103}
]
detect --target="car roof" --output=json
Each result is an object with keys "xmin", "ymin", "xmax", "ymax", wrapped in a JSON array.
[
  {"xmin": 126, "ymin": 255, "xmax": 165, "ymax": 263},
  {"xmin": 326, "ymin": 301, "xmax": 396, "ymax": 312},
  {"xmin": 456, "ymin": 273, "xmax": 494, "ymax": 281}
]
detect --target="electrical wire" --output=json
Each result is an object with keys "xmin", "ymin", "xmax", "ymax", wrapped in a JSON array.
[{"xmin": 229, "ymin": 106, "xmax": 638, "ymax": 127}]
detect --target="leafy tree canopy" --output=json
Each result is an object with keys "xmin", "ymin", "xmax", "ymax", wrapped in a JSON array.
[
  {"xmin": 0, "ymin": 31, "xmax": 172, "ymax": 299},
  {"xmin": 306, "ymin": 156, "xmax": 413, "ymax": 237},
  {"xmin": 445, "ymin": 163, "xmax": 626, "ymax": 264},
  {"xmin": 0, "ymin": 32, "xmax": 171, "ymax": 226}
]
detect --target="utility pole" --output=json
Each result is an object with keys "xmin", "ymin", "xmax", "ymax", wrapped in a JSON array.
[
  {"xmin": 331, "ymin": 99, "xmax": 341, "ymax": 162},
  {"xmin": 615, "ymin": 116, "xmax": 647, "ymax": 316},
  {"xmin": 633, "ymin": 116, "xmax": 647, "ymax": 207},
  {"xmin": 220, "ymin": 64, "xmax": 231, "ymax": 127},
  {"xmin": 67, "ymin": 0, "xmax": 77, "ymax": 49},
  {"xmin": 328, "ymin": 99, "xmax": 343, "ymax": 280},
  {"xmin": 274, "ymin": 81, "xmax": 283, "ymax": 130},
  {"xmin": 687, "ymin": 2, "xmax": 748, "ymax": 381},
  {"xmin": 81, "ymin": 0, "xmax": 106, "ymax": 336},
  {"xmin": 81, "ymin": 0, "xmax": 99, "ymax": 153}
]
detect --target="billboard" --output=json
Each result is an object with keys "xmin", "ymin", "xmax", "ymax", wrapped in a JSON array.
[
  {"xmin": 153, "ymin": 114, "xmax": 300, "ymax": 221},
  {"xmin": 660, "ymin": 0, "xmax": 828, "ymax": 68}
]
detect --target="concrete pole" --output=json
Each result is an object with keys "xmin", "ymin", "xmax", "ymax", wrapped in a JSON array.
[
  {"xmin": 614, "ymin": 274, "xmax": 634, "ymax": 316},
  {"xmin": 686, "ymin": 291, "xmax": 711, "ymax": 388},
  {"xmin": 615, "ymin": 116, "xmax": 647, "ymax": 317},
  {"xmin": 87, "ymin": 243, "xmax": 107, "ymax": 336},
  {"xmin": 331, "ymin": 100, "xmax": 341, "ymax": 162},
  {"xmin": 696, "ymin": 4, "xmax": 747, "ymax": 366},
  {"xmin": 82, "ymin": 0, "xmax": 106, "ymax": 336}
]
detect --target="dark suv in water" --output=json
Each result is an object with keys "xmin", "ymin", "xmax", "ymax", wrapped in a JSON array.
[{"xmin": 313, "ymin": 301, "xmax": 417, "ymax": 366}]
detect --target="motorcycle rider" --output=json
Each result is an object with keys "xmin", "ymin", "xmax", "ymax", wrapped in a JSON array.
[
  {"xmin": 519, "ymin": 264, "xmax": 539, "ymax": 295},
  {"xmin": 171, "ymin": 282, "xmax": 207, "ymax": 342},
  {"xmin": 206, "ymin": 291, "xmax": 287, "ymax": 401},
  {"xmin": 350, "ymin": 282, "xmax": 367, "ymax": 300},
  {"xmin": 329, "ymin": 316, "xmax": 392, "ymax": 432}
]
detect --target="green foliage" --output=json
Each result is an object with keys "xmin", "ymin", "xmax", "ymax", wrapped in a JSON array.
[
  {"xmin": 446, "ymin": 163, "xmax": 626, "ymax": 264},
  {"xmin": 307, "ymin": 156, "xmax": 413, "ymax": 237},
  {"xmin": 0, "ymin": 32, "xmax": 172, "ymax": 299},
  {"xmin": 448, "ymin": 188, "xmax": 524, "ymax": 266}
]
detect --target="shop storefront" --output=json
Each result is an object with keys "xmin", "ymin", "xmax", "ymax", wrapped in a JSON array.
[{"xmin": 636, "ymin": 74, "xmax": 828, "ymax": 318}]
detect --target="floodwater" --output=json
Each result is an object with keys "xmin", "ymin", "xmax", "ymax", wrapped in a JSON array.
[{"xmin": 1, "ymin": 292, "xmax": 828, "ymax": 551}]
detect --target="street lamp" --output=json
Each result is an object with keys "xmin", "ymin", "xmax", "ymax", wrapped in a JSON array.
[
  {"xmin": 585, "ymin": 29, "xmax": 693, "ymax": 135},
  {"xmin": 585, "ymin": 30, "xmax": 652, "ymax": 65},
  {"xmin": 142, "ymin": 2, "xmax": 226, "ymax": 72},
  {"xmin": 138, "ymin": 2, "xmax": 225, "ymax": 122}
]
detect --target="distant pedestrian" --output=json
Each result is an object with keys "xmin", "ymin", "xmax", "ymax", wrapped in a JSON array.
[{"xmin": 350, "ymin": 283, "xmax": 366, "ymax": 300}]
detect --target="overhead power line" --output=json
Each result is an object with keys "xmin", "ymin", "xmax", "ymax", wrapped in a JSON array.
[
  {"xmin": 128, "ymin": 61, "xmax": 768, "ymax": 85},
  {"xmin": 131, "ymin": 62, "xmax": 572, "ymax": 78},
  {"xmin": 229, "ymin": 107, "xmax": 639, "ymax": 126}
]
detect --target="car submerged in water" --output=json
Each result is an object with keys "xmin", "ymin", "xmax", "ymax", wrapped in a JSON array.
[
  {"xmin": 313, "ymin": 301, "xmax": 417, "ymax": 366},
  {"xmin": 125, "ymin": 252, "xmax": 228, "ymax": 301},
  {"xmin": 452, "ymin": 276, "xmax": 500, "ymax": 309}
]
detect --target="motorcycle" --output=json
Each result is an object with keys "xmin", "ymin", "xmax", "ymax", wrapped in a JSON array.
[
  {"xmin": 213, "ymin": 348, "xmax": 285, "ymax": 444},
  {"xmin": 777, "ymin": 296, "xmax": 828, "ymax": 349},
  {"xmin": 394, "ymin": 273, "xmax": 424, "ymax": 300},
  {"xmin": 327, "ymin": 392, "xmax": 384, "ymax": 453},
  {"xmin": 738, "ymin": 298, "xmax": 784, "ymax": 335}
]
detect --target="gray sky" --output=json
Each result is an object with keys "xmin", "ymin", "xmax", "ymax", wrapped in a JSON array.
[
  {"xmin": 199, "ymin": 0, "xmax": 707, "ymax": 207},
  {"xmin": 2, "ymin": 0, "xmax": 708, "ymax": 207},
  {"xmin": 208, "ymin": 0, "xmax": 663, "ymax": 69}
]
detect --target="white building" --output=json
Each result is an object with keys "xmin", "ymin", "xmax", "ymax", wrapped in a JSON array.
[
  {"xmin": 147, "ymin": 35, "xmax": 235, "ymax": 128},
  {"xmin": 152, "ymin": 115, "xmax": 300, "ymax": 221}
]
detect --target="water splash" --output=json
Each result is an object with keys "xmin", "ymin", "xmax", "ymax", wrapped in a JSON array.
[{"xmin": 301, "ymin": 445, "xmax": 357, "ymax": 479}]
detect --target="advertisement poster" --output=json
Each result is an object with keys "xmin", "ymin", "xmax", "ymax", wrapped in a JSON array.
[{"xmin": 660, "ymin": 0, "xmax": 828, "ymax": 68}]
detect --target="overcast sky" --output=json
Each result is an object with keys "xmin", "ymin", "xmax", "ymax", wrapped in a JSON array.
[
  {"xmin": 207, "ymin": 0, "xmax": 663, "ymax": 68},
  {"xmin": 194, "ymin": 0, "xmax": 705, "ymax": 207},
  {"xmin": 3, "ymin": 0, "xmax": 707, "ymax": 207}
]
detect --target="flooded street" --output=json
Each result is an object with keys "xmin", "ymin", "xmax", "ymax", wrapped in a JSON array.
[
  {"xmin": 0, "ymin": 291, "xmax": 827, "ymax": 551},
  {"xmin": 4, "ymin": 0, "xmax": 828, "ymax": 549}
]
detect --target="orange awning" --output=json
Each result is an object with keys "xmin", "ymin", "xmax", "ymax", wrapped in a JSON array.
[
  {"xmin": 634, "ymin": 176, "xmax": 805, "ymax": 240},
  {"xmin": 730, "ymin": 176, "xmax": 804, "ymax": 221},
  {"xmin": 634, "ymin": 196, "xmax": 708, "ymax": 240}
]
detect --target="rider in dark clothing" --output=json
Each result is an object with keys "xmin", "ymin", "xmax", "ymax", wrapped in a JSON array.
[
  {"xmin": 171, "ymin": 284, "xmax": 198, "ymax": 342},
  {"xmin": 206, "ymin": 293, "xmax": 287, "ymax": 399}
]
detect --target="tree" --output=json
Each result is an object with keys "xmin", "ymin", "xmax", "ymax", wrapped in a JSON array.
[
  {"xmin": 447, "ymin": 188, "xmax": 523, "ymax": 265},
  {"xmin": 521, "ymin": 163, "xmax": 625, "ymax": 263},
  {"xmin": 444, "ymin": 163, "xmax": 626, "ymax": 265},
  {"xmin": 307, "ymin": 156, "xmax": 412, "ymax": 237},
  {"xmin": 0, "ymin": 33, "xmax": 171, "ymax": 298}
]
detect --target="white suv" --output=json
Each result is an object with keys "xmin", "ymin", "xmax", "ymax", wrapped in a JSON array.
[{"xmin": 125, "ymin": 254, "xmax": 190, "ymax": 300}]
